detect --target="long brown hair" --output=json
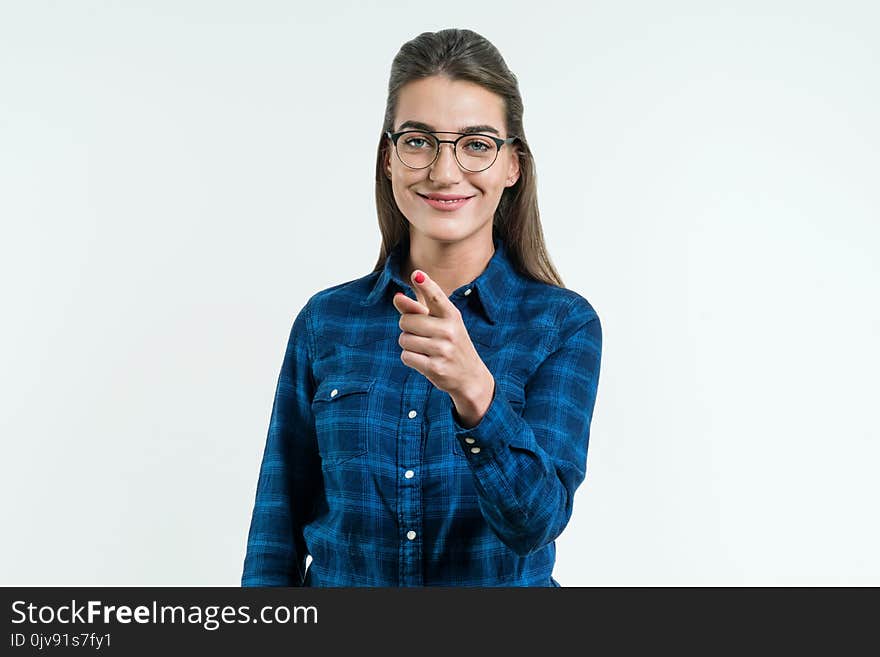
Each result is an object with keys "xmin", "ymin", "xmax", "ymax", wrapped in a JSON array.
[{"xmin": 372, "ymin": 28, "xmax": 565, "ymax": 288}]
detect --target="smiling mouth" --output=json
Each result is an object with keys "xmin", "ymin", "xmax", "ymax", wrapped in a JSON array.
[
  {"xmin": 417, "ymin": 193, "xmax": 475, "ymax": 201},
  {"xmin": 417, "ymin": 194, "xmax": 475, "ymax": 211}
]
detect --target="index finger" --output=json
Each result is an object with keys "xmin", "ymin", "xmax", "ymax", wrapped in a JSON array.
[{"xmin": 411, "ymin": 269, "xmax": 455, "ymax": 318}]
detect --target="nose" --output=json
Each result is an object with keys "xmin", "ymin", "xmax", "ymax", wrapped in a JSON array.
[{"xmin": 429, "ymin": 142, "xmax": 463, "ymax": 183}]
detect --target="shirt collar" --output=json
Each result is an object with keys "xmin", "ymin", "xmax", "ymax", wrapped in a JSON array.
[{"xmin": 360, "ymin": 234, "xmax": 512, "ymax": 325}]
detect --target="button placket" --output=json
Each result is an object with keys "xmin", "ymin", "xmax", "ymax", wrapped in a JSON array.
[
  {"xmin": 398, "ymin": 370, "xmax": 428, "ymax": 585},
  {"xmin": 404, "ymin": 408, "xmax": 419, "ymax": 545}
]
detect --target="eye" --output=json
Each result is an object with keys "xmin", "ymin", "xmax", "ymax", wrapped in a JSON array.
[
  {"xmin": 462, "ymin": 137, "xmax": 492, "ymax": 153},
  {"xmin": 400, "ymin": 132, "xmax": 436, "ymax": 150}
]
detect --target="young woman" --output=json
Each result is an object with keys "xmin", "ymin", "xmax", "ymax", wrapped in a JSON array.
[{"xmin": 242, "ymin": 28, "xmax": 602, "ymax": 587}]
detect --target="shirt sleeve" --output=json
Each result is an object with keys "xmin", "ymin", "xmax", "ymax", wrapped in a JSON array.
[
  {"xmin": 241, "ymin": 300, "xmax": 320, "ymax": 586},
  {"xmin": 450, "ymin": 296, "xmax": 603, "ymax": 557}
]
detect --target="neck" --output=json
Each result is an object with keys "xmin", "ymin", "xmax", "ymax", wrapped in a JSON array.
[{"xmin": 403, "ymin": 234, "xmax": 495, "ymax": 298}]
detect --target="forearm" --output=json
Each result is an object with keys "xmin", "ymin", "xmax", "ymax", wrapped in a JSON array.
[
  {"xmin": 449, "ymin": 315, "xmax": 602, "ymax": 557},
  {"xmin": 451, "ymin": 389, "xmax": 579, "ymax": 556}
]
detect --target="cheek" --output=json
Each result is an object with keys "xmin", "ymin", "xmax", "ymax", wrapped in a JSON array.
[
  {"xmin": 476, "ymin": 174, "xmax": 506, "ymax": 199},
  {"xmin": 391, "ymin": 167, "xmax": 420, "ymax": 190},
  {"xmin": 388, "ymin": 170, "xmax": 407, "ymax": 193},
  {"xmin": 390, "ymin": 175, "xmax": 423, "ymax": 212}
]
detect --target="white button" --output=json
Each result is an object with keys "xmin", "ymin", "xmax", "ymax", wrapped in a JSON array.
[
  {"xmin": 404, "ymin": 470, "xmax": 415, "ymax": 479},
  {"xmin": 464, "ymin": 288, "xmax": 472, "ymax": 296},
  {"xmin": 407, "ymin": 530, "xmax": 417, "ymax": 540},
  {"xmin": 464, "ymin": 437, "xmax": 476, "ymax": 444},
  {"xmin": 330, "ymin": 389, "xmax": 338, "ymax": 398},
  {"xmin": 470, "ymin": 447, "xmax": 481, "ymax": 454},
  {"xmin": 408, "ymin": 410, "xmax": 418, "ymax": 419}
]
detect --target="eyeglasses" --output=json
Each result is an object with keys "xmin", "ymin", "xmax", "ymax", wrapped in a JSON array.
[{"xmin": 386, "ymin": 129, "xmax": 518, "ymax": 173}]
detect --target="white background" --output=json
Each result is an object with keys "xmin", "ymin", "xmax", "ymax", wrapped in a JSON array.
[{"xmin": 1, "ymin": 1, "xmax": 877, "ymax": 585}]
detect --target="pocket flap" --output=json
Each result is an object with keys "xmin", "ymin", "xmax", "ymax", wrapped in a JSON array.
[{"xmin": 313, "ymin": 374, "xmax": 375, "ymax": 404}]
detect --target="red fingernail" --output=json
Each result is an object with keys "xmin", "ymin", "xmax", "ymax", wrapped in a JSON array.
[{"xmin": 414, "ymin": 271, "xmax": 425, "ymax": 284}]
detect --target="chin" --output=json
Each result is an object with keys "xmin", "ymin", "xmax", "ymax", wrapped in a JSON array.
[{"xmin": 410, "ymin": 219, "xmax": 466, "ymax": 237}]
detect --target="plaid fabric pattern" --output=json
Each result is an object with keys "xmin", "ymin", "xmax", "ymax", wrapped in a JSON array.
[{"xmin": 242, "ymin": 235, "xmax": 602, "ymax": 586}]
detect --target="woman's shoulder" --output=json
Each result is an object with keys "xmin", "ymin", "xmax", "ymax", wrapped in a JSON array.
[
  {"xmin": 517, "ymin": 276, "xmax": 600, "ymax": 329},
  {"xmin": 302, "ymin": 270, "xmax": 383, "ymax": 314}
]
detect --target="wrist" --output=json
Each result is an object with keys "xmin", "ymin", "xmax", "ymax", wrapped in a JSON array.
[{"xmin": 451, "ymin": 368, "xmax": 495, "ymax": 429}]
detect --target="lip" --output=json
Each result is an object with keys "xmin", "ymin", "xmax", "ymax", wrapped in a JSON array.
[
  {"xmin": 419, "ymin": 193, "xmax": 474, "ymax": 200},
  {"xmin": 418, "ymin": 193, "xmax": 475, "ymax": 212}
]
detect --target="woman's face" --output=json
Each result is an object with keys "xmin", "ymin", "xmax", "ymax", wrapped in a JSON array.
[{"xmin": 385, "ymin": 76, "xmax": 520, "ymax": 246}]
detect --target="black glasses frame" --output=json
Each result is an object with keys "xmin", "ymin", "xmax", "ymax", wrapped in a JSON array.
[{"xmin": 385, "ymin": 129, "xmax": 518, "ymax": 172}]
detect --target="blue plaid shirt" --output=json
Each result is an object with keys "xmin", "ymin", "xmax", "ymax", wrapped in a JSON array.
[{"xmin": 242, "ymin": 235, "xmax": 602, "ymax": 586}]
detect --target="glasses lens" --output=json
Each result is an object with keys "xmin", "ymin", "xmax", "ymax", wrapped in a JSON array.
[
  {"xmin": 396, "ymin": 132, "xmax": 439, "ymax": 169},
  {"xmin": 455, "ymin": 135, "xmax": 498, "ymax": 172}
]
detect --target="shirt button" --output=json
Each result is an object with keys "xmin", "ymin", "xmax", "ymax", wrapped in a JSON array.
[
  {"xmin": 464, "ymin": 437, "xmax": 476, "ymax": 444},
  {"xmin": 407, "ymin": 530, "xmax": 417, "ymax": 540},
  {"xmin": 404, "ymin": 470, "xmax": 415, "ymax": 479},
  {"xmin": 470, "ymin": 447, "xmax": 481, "ymax": 454},
  {"xmin": 464, "ymin": 288, "xmax": 472, "ymax": 296},
  {"xmin": 330, "ymin": 389, "xmax": 338, "ymax": 398},
  {"xmin": 408, "ymin": 410, "xmax": 418, "ymax": 419}
]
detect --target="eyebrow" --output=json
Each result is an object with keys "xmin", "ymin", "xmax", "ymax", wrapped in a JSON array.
[{"xmin": 396, "ymin": 120, "xmax": 501, "ymax": 136}]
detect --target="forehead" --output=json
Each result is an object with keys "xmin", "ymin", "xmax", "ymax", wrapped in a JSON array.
[{"xmin": 395, "ymin": 76, "xmax": 505, "ymax": 131}]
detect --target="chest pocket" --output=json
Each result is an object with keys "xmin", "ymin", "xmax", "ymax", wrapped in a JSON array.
[{"xmin": 311, "ymin": 374, "xmax": 375, "ymax": 465}]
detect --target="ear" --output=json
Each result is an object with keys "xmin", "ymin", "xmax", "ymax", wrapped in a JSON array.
[{"xmin": 506, "ymin": 144, "xmax": 521, "ymax": 187}]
